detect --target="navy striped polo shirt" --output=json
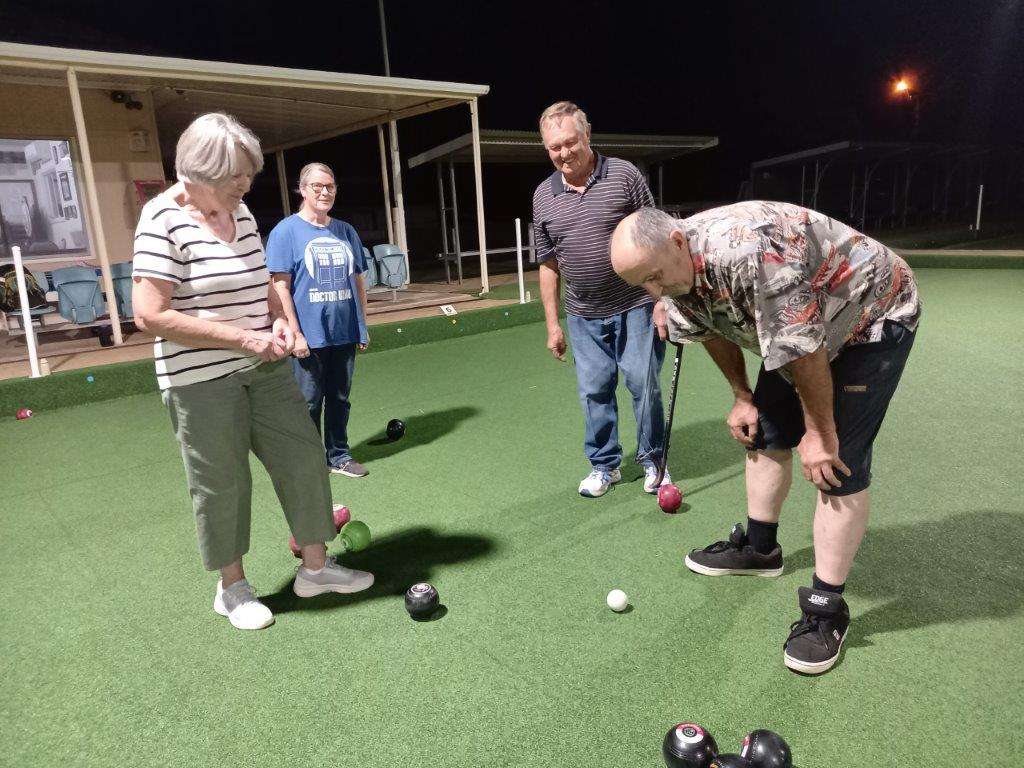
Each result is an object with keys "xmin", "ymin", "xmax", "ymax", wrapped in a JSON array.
[{"xmin": 532, "ymin": 153, "xmax": 654, "ymax": 318}]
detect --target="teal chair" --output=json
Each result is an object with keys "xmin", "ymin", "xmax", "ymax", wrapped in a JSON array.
[
  {"xmin": 51, "ymin": 266, "xmax": 105, "ymax": 324},
  {"xmin": 372, "ymin": 244, "xmax": 408, "ymax": 289},
  {"xmin": 362, "ymin": 246, "xmax": 379, "ymax": 288},
  {"xmin": 110, "ymin": 261, "xmax": 133, "ymax": 319}
]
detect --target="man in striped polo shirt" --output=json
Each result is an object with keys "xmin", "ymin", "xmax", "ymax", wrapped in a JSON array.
[{"xmin": 532, "ymin": 101, "xmax": 668, "ymax": 498}]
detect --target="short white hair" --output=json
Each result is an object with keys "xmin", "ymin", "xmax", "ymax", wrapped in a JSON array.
[
  {"xmin": 175, "ymin": 113, "xmax": 264, "ymax": 185},
  {"xmin": 628, "ymin": 207, "xmax": 681, "ymax": 252},
  {"xmin": 538, "ymin": 101, "xmax": 591, "ymax": 136}
]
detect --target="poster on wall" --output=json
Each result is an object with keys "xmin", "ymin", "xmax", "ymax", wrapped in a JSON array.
[
  {"xmin": 0, "ymin": 137, "xmax": 89, "ymax": 257},
  {"xmin": 133, "ymin": 179, "xmax": 167, "ymax": 206}
]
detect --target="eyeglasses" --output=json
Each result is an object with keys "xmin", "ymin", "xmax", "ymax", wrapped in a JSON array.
[{"xmin": 307, "ymin": 183, "xmax": 337, "ymax": 195}]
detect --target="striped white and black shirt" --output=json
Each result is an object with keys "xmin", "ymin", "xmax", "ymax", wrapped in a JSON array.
[
  {"xmin": 132, "ymin": 192, "xmax": 270, "ymax": 390},
  {"xmin": 532, "ymin": 154, "xmax": 654, "ymax": 318}
]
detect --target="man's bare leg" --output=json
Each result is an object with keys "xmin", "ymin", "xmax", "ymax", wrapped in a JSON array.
[
  {"xmin": 812, "ymin": 489, "xmax": 870, "ymax": 586},
  {"xmin": 746, "ymin": 449, "xmax": 793, "ymax": 523}
]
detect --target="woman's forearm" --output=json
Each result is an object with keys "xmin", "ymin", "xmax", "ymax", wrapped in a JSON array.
[{"xmin": 138, "ymin": 307, "xmax": 248, "ymax": 351}]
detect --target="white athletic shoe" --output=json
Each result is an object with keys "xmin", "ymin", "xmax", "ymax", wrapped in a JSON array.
[
  {"xmin": 293, "ymin": 556, "xmax": 375, "ymax": 598},
  {"xmin": 213, "ymin": 579, "xmax": 274, "ymax": 630},
  {"xmin": 643, "ymin": 465, "xmax": 672, "ymax": 494},
  {"xmin": 578, "ymin": 468, "xmax": 621, "ymax": 498}
]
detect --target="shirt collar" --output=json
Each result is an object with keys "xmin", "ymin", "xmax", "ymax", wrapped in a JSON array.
[
  {"xmin": 687, "ymin": 229, "xmax": 710, "ymax": 296},
  {"xmin": 549, "ymin": 152, "xmax": 607, "ymax": 197}
]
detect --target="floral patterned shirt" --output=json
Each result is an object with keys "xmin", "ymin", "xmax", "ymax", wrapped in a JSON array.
[{"xmin": 664, "ymin": 201, "xmax": 921, "ymax": 371}]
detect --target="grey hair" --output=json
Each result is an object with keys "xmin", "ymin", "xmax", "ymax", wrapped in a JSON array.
[
  {"xmin": 538, "ymin": 101, "xmax": 591, "ymax": 136},
  {"xmin": 297, "ymin": 162, "xmax": 335, "ymax": 192},
  {"xmin": 175, "ymin": 113, "xmax": 264, "ymax": 186},
  {"xmin": 628, "ymin": 207, "xmax": 682, "ymax": 253}
]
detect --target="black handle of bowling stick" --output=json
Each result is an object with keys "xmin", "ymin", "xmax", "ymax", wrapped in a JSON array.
[{"xmin": 656, "ymin": 342, "xmax": 684, "ymax": 487}]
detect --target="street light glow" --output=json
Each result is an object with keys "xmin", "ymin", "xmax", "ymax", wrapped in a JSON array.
[{"xmin": 894, "ymin": 79, "xmax": 909, "ymax": 93}]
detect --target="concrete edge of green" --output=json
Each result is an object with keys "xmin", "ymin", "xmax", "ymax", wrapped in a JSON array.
[{"xmin": 0, "ymin": 301, "xmax": 546, "ymax": 416}]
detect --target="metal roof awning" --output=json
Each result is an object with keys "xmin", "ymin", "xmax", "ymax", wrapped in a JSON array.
[
  {"xmin": 751, "ymin": 140, "xmax": 994, "ymax": 171},
  {"xmin": 0, "ymin": 42, "xmax": 489, "ymax": 154},
  {"xmin": 408, "ymin": 129, "xmax": 718, "ymax": 168}
]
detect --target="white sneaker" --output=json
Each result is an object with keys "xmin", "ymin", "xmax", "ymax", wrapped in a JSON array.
[
  {"xmin": 213, "ymin": 579, "xmax": 274, "ymax": 630},
  {"xmin": 293, "ymin": 556, "xmax": 375, "ymax": 597},
  {"xmin": 578, "ymin": 468, "xmax": 621, "ymax": 498},
  {"xmin": 643, "ymin": 465, "xmax": 672, "ymax": 494}
]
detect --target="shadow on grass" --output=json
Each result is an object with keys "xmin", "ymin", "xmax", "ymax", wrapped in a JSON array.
[
  {"xmin": 784, "ymin": 510, "xmax": 1024, "ymax": 646},
  {"xmin": 263, "ymin": 525, "xmax": 496, "ymax": 615},
  {"xmin": 351, "ymin": 406, "xmax": 480, "ymax": 463},
  {"xmin": 621, "ymin": 417, "xmax": 743, "ymax": 485}
]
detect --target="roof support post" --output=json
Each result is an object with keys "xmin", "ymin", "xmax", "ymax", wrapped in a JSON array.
[
  {"xmin": 436, "ymin": 162, "xmax": 450, "ymax": 256},
  {"xmin": 448, "ymin": 160, "xmax": 463, "ymax": 284},
  {"xmin": 376, "ymin": 124, "xmax": 395, "ymax": 244},
  {"xmin": 67, "ymin": 66, "xmax": 122, "ymax": 345},
  {"xmin": 468, "ymin": 97, "xmax": 488, "ymax": 294},
  {"xmin": 435, "ymin": 162, "xmax": 450, "ymax": 282},
  {"xmin": 276, "ymin": 150, "xmax": 290, "ymax": 217},
  {"xmin": 387, "ymin": 119, "xmax": 409, "ymax": 282}
]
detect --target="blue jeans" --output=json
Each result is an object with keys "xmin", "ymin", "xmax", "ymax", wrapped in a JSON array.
[
  {"xmin": 567, "ymin": 303, "xmax": 666, "ymax": 471},
  {"xmin": 292, "ymin": 344, "xmax": 357, "ymax": 467}
]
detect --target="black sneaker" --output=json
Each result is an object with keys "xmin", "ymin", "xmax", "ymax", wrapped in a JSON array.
[
  {"xmin": 783, "ymin": 587, "xmax": 851, "ymax": 675},
  {"xmin": 684, "ymin": 523, "xmax": 784, "ymax": 577}
]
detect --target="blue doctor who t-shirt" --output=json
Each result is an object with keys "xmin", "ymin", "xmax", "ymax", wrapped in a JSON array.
[{"xmin": 265, "ymin": 215, "xmax": 369, "ymax": 348}]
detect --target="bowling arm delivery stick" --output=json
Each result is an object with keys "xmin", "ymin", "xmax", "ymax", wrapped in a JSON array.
[{"xmin": 655, "ymin": 342, "xmax": 684, "ymax": 487}]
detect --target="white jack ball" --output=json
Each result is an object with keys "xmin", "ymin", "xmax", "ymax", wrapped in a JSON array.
[{"xmin": 606, "ymin": 589, "xmax": 629, "ymax": 612}]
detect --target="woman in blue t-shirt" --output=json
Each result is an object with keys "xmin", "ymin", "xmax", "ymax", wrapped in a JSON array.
[{"xmin": 266, "ymin": 162, "xmax": 370, "ymax": 477}]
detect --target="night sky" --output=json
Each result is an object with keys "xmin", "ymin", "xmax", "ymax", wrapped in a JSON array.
[{"xmin": 3, "ymin": 0, "xmax": 1022, "ymax": 253}]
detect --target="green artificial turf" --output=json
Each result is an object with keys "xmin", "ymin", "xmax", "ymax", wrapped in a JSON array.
[
  {"xmin": 0, "ymin": 301, "xmax": 544, "ymax": 417},
  {"xmin": 2, "ymin": 268, "xmax": 1022, "ymax": 767}
]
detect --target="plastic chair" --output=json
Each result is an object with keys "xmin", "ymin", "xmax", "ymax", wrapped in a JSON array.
[
  {"xmin": 51, "ymin": 266, "xmax": 105, "ymax": 324},
  {"xmin": 372, "ymin": 244, "xmax": 408, "ymax": 291},
  {"xmin": 362, "ymin": 246, "xmax": 379, "ymax": 288},
  {"xmin": 110, "ymin": 261, "xmax": 133, "ymax": 319},
  {"xmin": 29, "ymin": 269, "xmax": 50, "ymax": 293}
]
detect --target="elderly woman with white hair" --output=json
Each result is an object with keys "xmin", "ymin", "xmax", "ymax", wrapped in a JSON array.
[{"xmin": 132, "ymin": 112, "xmax": 373, "ymax": 631}]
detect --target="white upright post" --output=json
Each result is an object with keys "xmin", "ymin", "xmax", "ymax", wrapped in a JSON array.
[
  {"xmin": 975, "ymin": 184, "xmax": 985, "ymax": 236},
  {"xmin": 67, "ymin": 67, "xmax": 123, "ymax": 344},
  {"xmin": 388, "ymin": 120, "xmax": 410, "ymax": 283},
  {"xmin": 377, "ymin": 124, "xmax": 395, "ymax": 244},
  {"xmin": 514, "ymin": 218, "xmax": 526, "ymax": 304},
  {"xmin": 469, "ymin": 98, "xmax": 489, "ymax": 294},
  {"xmin": 276, "ymin": 151, "xmax": 290, "ymax": 217},
  {"xmin": 12, "ymin": 246, "xmax": 41, "ymax": 378}
]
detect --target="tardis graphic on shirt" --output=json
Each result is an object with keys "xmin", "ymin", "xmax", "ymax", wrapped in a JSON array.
[
  {"xmin": 304, "ymin": 236, "xmax": 355, "ymax": 303},
  {"xmin": 265, "ymin": 215, "xmax": 368, "ymax": 349}
]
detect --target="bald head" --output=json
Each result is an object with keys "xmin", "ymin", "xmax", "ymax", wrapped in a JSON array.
[{"xmin": 610, "ymin": 207, "xmax": 694, "ymax": 298}]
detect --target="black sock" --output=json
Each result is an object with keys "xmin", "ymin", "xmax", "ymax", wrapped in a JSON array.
[
  {"xmin": 812, "ymin": 573, "xmax": 846, "ymax": 594},
  {"xmin": 746, "ymin": 517, "xmax": 778, "ymax": 554}
]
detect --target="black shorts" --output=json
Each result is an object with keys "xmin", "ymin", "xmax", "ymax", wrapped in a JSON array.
[{"xmin": 750, "ymin": 320, "xmax": 916, "ymax": 496}]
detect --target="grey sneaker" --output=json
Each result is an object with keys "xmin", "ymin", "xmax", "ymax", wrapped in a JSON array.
[
  {"xmin": 293, "ymin": 555, "xmax": 374, "ymax": 597},
  {"xmin": 213, "ymin": 579, "xmax": 274, "ymax": 630},
  {"xmin": 331, "ymin": 459, "xmax": 368, "ymax": 478}
]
